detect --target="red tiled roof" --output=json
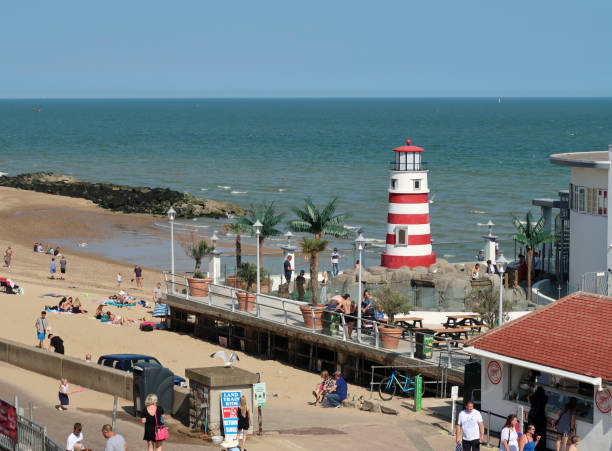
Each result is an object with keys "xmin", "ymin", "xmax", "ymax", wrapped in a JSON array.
[{"xmin": 467, "ymin": 292, "xmax": 612, "ymax": 382}]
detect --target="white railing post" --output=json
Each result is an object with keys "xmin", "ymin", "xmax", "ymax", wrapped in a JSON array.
[
  {"xmin": 282, "ymin": 301, "xmax": 288, "ymax": 325},
  {"xmin": 231, "ymin": 288, "xmax": 236, "ymax": 312},
  {"xmin": 311, "ymin": 309, "xmax": 316, "ymax": 331},
  {"xmin": 374, "ymin": 322, "xmax": 380, "ymax": 348},
  {"xmin": 446, "ymin": 338, "xmax": 452, "ymax": 369},
  {"xmin": 256, "ymin": 294, "xmax": 261, "ymax": 318},
  {"xmin": 185, "ymin": 276, "xmax": 190, "ymax": 300},
  {"xmin": 341, "ymin": 314, "xmax": 347, "ymax": 341},
  {"xmin": 163, "ymin": 272, "xmax": 169, "ymax": 295},
  {"xmin": 208, "ymin": 286, "xmax": 213, "ymax": 306},
  {"xmin": 409, "ymin": 331, "xmax": 415, "ymax": 358}
]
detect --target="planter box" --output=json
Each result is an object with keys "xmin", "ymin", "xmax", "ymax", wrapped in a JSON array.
[{"xmin": 187, "ymin": 277, "xmax": 213, "ymax": 297}]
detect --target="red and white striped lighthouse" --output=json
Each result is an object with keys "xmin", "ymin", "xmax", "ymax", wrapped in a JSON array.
[{"xmin": 381, "ymin": 139, "xmax": 436, "ymax": 269}]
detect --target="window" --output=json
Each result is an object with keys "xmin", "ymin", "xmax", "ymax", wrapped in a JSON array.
[
  {"xmin": 598, "ymin": 189, "xmax": 608, "ymax": 215},
  {"xmin": 391, "ymin": 178, "xmax": 398, "ymax": 190},
  {"xmin": 572, "ymin": 185, "xmax": 586, "ymax": 213},
  {"xmin": 414, "ymin": 180, "xmax": 421, "ymax": 190},
  {"xmin": 396, "ymin": 227, "xmax": 408, "ymax": 246}
]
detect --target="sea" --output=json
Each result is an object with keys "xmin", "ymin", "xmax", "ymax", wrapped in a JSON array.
[{"xmin": 1, "ymin": 98, "xmax": 611, "ymax": 274}]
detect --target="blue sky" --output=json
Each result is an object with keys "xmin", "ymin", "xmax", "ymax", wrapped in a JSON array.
[{"xmin": 2, "ymin": 1, "xmax": 611, "ymax": 98}]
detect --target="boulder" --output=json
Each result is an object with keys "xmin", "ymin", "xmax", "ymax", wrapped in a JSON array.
[
  {"xmin": 380, "ymin": 405, "xmax": 399, "ymax": 415},
  {"xmin": 360, "ymin": 400, "xmax": 381, "ymax": 413}
]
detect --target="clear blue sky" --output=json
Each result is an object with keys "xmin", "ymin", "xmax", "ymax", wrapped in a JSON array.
[{"xmin": 2, "ymin": 1, "xmax": 611, "ymax": 98}]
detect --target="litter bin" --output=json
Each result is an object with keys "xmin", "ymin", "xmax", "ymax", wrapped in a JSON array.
[
  {"xmin": 133, "ymin": 362, "xmax": 174, "ymax": 415},
  {"xmin": 415, "ymin": 331, "xmax": 434, "ymax": 359}
]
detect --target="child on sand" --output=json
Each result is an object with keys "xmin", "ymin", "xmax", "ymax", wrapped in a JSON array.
[
  {"xmin": 58, "ymin": 378, "xmax": 70, "ymax": 410},
  {"xmin": 117, "ymin": 272, "xmax": 122, "ymax": 288},
  {"xmin": 50, "ymin": 258, "xmax": 56, "ymax": 279}
]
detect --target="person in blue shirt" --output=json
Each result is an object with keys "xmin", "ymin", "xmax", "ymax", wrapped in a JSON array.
[{"xmin": 323, "ymin": 371, "xmax": 347, "ymax": 408}]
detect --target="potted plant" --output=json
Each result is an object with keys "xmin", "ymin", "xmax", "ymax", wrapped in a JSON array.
[
  {"xmin": 180, "ymin": 231, "xmax": 215, "ymax": 297},
  {"xmin": 374, "ymin": 286, "xmax": 412, "ymax": 349},
  {"xmin": 235, "ymin": 262, "xmax": 267, "ymax": 312},
  {"xmin": 296, "ymin": 237, "xmax": 329, "ymax": 329}
]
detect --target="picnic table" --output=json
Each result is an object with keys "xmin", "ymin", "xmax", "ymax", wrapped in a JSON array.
[
  {"xmin": 378, "ymin": 316, "xmax": 424, "ymax": 338},
  {"xmin": 414, "ymin": 327, "xmax": 471, "ymax": 347},
  {"xmin": 443, "ymin": 314, "xmax": 484, "ymax": 330}
]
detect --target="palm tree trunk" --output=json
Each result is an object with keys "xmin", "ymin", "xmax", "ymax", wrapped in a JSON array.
[
  {"xmin": 527, "ymin": 247, "xmax": 532, "ymax": 300},
  {"xmin": 310, "ymin": 252, "xmax": 318, "ymax": 305},
  {"xmin": 258, "ymin": 235, "xmax": 264, "ymax": 269},
  {"xmin": 195, "ymin": 258, "xmax": 201, "ymax": 272},
  {"xmin": 236, "ymin": 233, "xmax": 242, "ymax": 268}
]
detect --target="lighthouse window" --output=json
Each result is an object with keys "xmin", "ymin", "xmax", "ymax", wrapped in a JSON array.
[
  {"xmin": 414, "ymin": 180, "xmax": 421, "ymax": 190},
  {"xmin": 391, "ymin": 178, "xmax": 398, "ymax": 190},
  {"xmin": 396, "ymin": 227, "xmax": 408, "ymax": 246}
]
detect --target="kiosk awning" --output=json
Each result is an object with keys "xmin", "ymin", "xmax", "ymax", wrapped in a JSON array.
[{"xmin": 464, "ymin": 346, "xmax": 603, "ymax": 391}]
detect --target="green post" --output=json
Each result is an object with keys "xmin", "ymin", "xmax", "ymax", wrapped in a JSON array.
[{"xmin": 415, "ymin": 375, "xmax": 423, "ymax": 412}]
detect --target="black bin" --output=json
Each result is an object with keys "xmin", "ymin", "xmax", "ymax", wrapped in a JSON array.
[
  {"xmin": 133, "ymin": 362, "xmax": 174, "ymax": 415},
  {"xmin": 415, "ymin": 330, "xmax": 434, "ymax": 359}
]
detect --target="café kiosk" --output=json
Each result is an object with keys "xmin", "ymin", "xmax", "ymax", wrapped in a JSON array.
[{"xmin": 464, "ymin": 292, "xmax": 612, "ymax": 450}]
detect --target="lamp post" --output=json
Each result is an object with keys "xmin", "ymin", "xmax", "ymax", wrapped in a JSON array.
[
  {"xmin": 496, "ymin": 253, "xmax": 508, "ymax": 327},
  {"xmin": 211, "ymin": 230, "xmax": 219, "ymax": 283},
  {"xmin": 253, "ymin": 220, "xmax": 263, "ymax": 296},
  {"xmin": 167, "ymin": 207, "xmax": 176, "ymax": 291},
  {"xmin": 355, "ymin": 230, "xmax": 366, "ymax": 342}
]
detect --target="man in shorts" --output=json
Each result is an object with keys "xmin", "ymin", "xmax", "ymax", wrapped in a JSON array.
[
  {"xmin": 59, "ymin": 256, "xmax": 67, "ymax": 280},
  {"xmin": 283, "ymin": 255, "xmax": 294, "ymax": 285},
  {"xmin": 35, "ymin": 311, "xmax": 48, "ymax": 349},
  {"xmin": 133, "ymin": 265, "xmax": 143, "ymax": 289},
  {"xmin": 456, "ymin": 400, "xmax": 485, "ymax": 451}
]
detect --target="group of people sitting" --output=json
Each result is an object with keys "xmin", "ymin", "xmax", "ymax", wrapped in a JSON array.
[
  {"xmin": 46, "ymin": 296, "xmax": 87, "ymax": 314},
  {"xmin": 94, "ymin": 305, "xmax": 139, "ymax": 325},
  {"xmin": 33, "ymin": 242, "xmax": 62, "ymax": 256},
  {"xmin": 312, "ymin": 370, "xmax": 348, "ymax": 408},
  {"xmin": 0, "ymin": 277, "xmax": 21, "ymax": 294}
]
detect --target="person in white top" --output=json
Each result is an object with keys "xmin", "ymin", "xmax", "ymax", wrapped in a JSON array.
[
  {"xmin": 456, "ymin": 400, "xmax": 485, "ymax": 451},
  {"xmin": 66, "ymin": 422, "xmax": 84, "ymax": 451},
  {"xmin": 500, "ymin": 414, "xmax": 519, "ymax": 451}
]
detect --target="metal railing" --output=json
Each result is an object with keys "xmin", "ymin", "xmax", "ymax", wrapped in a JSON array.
[
  {"xmin": 163, "ymin": 272, "xmax": 472, "ymax": 370},
  {"xmin": 0, "ymin": 396, "xmax": 64, "ymax": 451},
  {"xmin": 389, "ymin": 161, "xmax": 428, "ymax": 171}
]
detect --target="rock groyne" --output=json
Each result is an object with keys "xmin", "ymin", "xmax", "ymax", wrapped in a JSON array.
[{"xmin": 0, "ymin": 172, "xmax": 244, "ymax": 218}]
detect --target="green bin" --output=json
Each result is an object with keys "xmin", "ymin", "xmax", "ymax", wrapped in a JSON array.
[{"xmin": 416, "ymin": 332, "xmax": 434, "ymax": 359}]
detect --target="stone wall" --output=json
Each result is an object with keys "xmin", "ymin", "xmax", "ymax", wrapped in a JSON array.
[{"xmin": 189, "ymin": 380, "xmax": 211, "ymax": 431}]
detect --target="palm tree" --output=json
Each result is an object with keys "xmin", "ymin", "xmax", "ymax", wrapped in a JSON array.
[
  {"xmin": 512, "ymin": 211, "xmax": 555, "ymax": 300},
  {"xmin": 235, "ymin": 202, "xmax": 285, "ymax": 268},
  {"xmin": 223, "ymin": 222, "xmax": 244, "ymax": 268},
  {"xmin": 289, "ymin": 198, "xmax": 351, "ymax": 301},
  {"xmin": 299, "ymin": 237, "xmax": 329, "ymax": 304},
  {"xmin": 181, "ymin": 236, "xmax": 216, "ymax": 278}
]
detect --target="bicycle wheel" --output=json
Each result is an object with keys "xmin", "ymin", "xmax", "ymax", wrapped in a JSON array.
[{"xmin": 378, "ymin": 376, "xmax": 397, "ymax": 401}]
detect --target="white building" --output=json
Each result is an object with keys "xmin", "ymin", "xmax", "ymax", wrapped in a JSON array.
[
  {"xmin": 550, "ymin": 146, "xmax": 611, "ymax": 287},
  {"xmin": 465, "ymin": 292, "xmax": 612, "ymax": 450}
]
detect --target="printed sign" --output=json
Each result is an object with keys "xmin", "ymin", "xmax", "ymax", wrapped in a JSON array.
[
  {"xmin": 220, "ymin": 391, "xmax": 241, "ymax": 439},
  {"xmin": 0, "ymin": 399, "xmax": 18, "ymax": 443},
  {"xmin": 218, "ymin": 336, "xmax": 228, "ymax": 347},
  {"xmin": 253, "ymin": 382, "xmax": 267, "ymax": 407},
  {"xmin": 487, "ymin": 360, "xmax": 502, "ymax": 385},
  {"xmin": 415, "ymin": 375, "xmax": 423, "ymax": 412},
  {"xmin": 451, "ymin": 385, "xmax": 459, "ymax": 401},
  {"xmin": 595, "ymin": 389, "xmax": 611, "ymax": 414}
]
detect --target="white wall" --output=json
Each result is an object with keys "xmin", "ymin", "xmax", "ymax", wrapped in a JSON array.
[
  {"xmin": 479, "ymin": 357, "xmax": 611, "ymax": 451},
  {"xmin": 389, "ymin": 170, "xmax": 429, "ymax": 193},
  {"xmin": 569, "ymin": 167, "xmax": 608, "ymax": 287}
]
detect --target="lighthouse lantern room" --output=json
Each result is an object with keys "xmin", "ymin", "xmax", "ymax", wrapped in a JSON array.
[{"xmin": 381, "ymin": 139, "xmax": 437, "ymax": 269}]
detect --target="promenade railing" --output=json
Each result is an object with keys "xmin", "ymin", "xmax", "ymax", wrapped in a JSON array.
[
  {"xmin": 0, "ymin": 396, "xmax": 64, "ymax": 451},
  {"xmin": 162, "ymin": 272, "xmax": 473, "ymax": 371}
]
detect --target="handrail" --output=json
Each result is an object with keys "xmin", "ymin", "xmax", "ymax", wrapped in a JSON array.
[{"xmin": 162, "ymin": 271, "xmax": 471, "ymax": 368}]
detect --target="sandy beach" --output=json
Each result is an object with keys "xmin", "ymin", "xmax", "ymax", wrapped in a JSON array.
[{"xmin": 0, "ymin": 186, "xmax": 459, "ymax": 450}]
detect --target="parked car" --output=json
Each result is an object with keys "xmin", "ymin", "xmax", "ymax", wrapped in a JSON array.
[{"xmin": 97, "ymin": 354, "xmax": 186, "ymax": 386}]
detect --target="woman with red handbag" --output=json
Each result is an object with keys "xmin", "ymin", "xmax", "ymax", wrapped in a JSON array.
[{"xmin": 141, "ymin": 393, "xmax": 168, "ymax": 450}]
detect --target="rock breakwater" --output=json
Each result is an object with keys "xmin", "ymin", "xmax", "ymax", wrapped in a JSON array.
[{"xmin": 0, "ymin": 172, "xmax": 244, "ymax": 218}]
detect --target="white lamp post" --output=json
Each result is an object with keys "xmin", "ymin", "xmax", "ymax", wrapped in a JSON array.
[
  {"xmin": 167, "ymin": 207, "xmax": 176, "ymax": 291},
  {"xmin": 211, "ymin": 230, "xmax": 219, "ymax": 283},
  {"xmin": 355, "ymin": 230, "xmax": 366, "ymax": 342},
  {"xmin": 253, "ymin": 220, "xmax": 263, "ymax": 296},
  {"xmin": 496, "ymin": 253, "xmax": 508, "ymax": 326}
]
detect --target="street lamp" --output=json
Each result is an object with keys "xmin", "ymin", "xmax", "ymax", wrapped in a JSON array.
[
  {"xmin": 253, "ymin": 220, "xmax": 263, "ymax": 297},
  {"xmin": 355, "ymin": 230, "xmax": 366, "ymax": 342},
  {"xmin": 285, "ymin": 230, "xmax": 293, "ymax": 245},
  {"xmin": 211, "ymin": 230, "xmax": 219, "ymax": 283},
  {"xmin": 167, "ymin": 207, "xmax": 176, "ymax": 291},
  {"xmin": 496, "ymin": 253, "xmax": 508, "ymax": 326}
]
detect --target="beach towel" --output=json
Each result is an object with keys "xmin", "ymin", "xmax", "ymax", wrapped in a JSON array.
[
  {"xmin": 153, "ymin": 303, "xmax": 170, "ymax": 317},
  {"xmin": 103, "ymin": 301, "xmax": 137, "ymax": 307}
]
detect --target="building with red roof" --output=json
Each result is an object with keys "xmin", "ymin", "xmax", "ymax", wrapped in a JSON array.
[{"xmin": 463, "ymin": 291, "xmax": 612, "ymax": 450}]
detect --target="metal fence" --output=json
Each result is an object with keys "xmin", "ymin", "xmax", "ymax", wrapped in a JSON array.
[
  {"xmin": 0, "ymin": 397, "xmax": 64, "ymax": 451},
  {"xmin": 580, "ymin": 270, "xmax": 610, "ymax": 296},
  {"xmin": 163, "ymin": 272, "xmax": 475, "ymax": 371}
]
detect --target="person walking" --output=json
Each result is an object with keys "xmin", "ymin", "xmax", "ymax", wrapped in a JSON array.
[
  {"xmin": 330, "ymin": 248, "xmax": 343, "ymax": 277},
  {"xmin": 58, "ymin": 378, "xmax": 70, "ymax": 410},
  {"xmin": 527, "ymin": 386, "xmax": 548, "ymax": 449},
  {"xmin": 456, "ymin": 400, "xmax": 485, "ymax": 451},
  {"xmin": 117, "ymin": 272, "xmax": 122, "ymax": 289},
  {"xmin": 4, "ymin": 246, "xmax": 12, "ymax": 269},
  {"xmin": 101, "ymin": 424, "xmax": 127, "ymax": 451},
  {"xmin": 35, "ymin": 311, "xmax": 48, "ymax": 349},
  {"xmin": 555, "ymin": 397, "xmax": 577, "ymax": 451},
  {"xmin": 59, "ymin": 255, "xmax": 67, "ymax": 280},
  {"xmin": 133, "ymin": 265, "xmax": 143, "ymax": 288},
  {"xmin": 296, "ymin": 270, "xmax": 306, "ymax": 301},
  {"xmin": 499, "ymin": 414, "xmax": 519, "ymax": 451},
  {"xmin": 283, "ymin": 255, "xmax": 294, "ymax": 285},
  {"xmin": 50, "ymin": 257, "xmax": 57, "ymax": 279},
  {"xmin": 319, "ymin": 271, "xmax": 329, "ymax": 303},
  {"xmin": 66, "ymin": 422, "xmax": 84, "ymax": 451},
  {"xmin": 141, "ymin": 393, "xmax": 166, "ymax": 450},
  {"xmin": 237, "ymin": 395, "xmax": 251, "ymax": 451},
  {"xmin": 519, "ymin": 424, "xmax": 541, "ymax": 451}
]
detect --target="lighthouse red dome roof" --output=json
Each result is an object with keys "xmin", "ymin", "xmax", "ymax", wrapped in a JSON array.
[{"xmin": 394, "ymin": 139, "xmax": 424, "ymax": 152}]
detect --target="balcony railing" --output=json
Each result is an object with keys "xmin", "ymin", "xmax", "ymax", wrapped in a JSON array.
[{"xmin": 389, "ymin": 161, "xmax": 428, "ymax": 171}]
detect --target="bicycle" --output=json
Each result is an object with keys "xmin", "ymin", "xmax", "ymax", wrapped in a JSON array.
[{"xmin": 378, "ymin": 369, "xmax": 416, "ymax": 401}]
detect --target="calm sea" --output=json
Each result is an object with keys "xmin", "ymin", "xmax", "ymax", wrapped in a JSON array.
[{"xmin": 1, "ymin": 98, "xmax": 611, "ymax": 271}]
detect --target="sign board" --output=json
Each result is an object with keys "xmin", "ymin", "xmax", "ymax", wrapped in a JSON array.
[
  {"xmin": 451, "ymin": 385, "xmax": 459, "ymax": 401},
  {"xmin": 218, "ymin": 336, "xmax": 228, "ymax": 347},
  {"xmin": 487, "ymin": 360, "xmax": 503, "ymax": 385},
  {"xmin": 414, "ymin": 375, "xmax": 423, "ymax": 412},
  {"xmin": 253, "ymin": 382, "xmax": 266, "ymax": 407},
  {"xmin": 220, "ymin": 391, "xmax": 241, "ymax": 439},
  {"xmin": 595, "ymin": 389, "xmax": 611, "ymax": 414},
  {"xmin": 0, "ymin": 399, "xmax": 18, "ymax": 443}
]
